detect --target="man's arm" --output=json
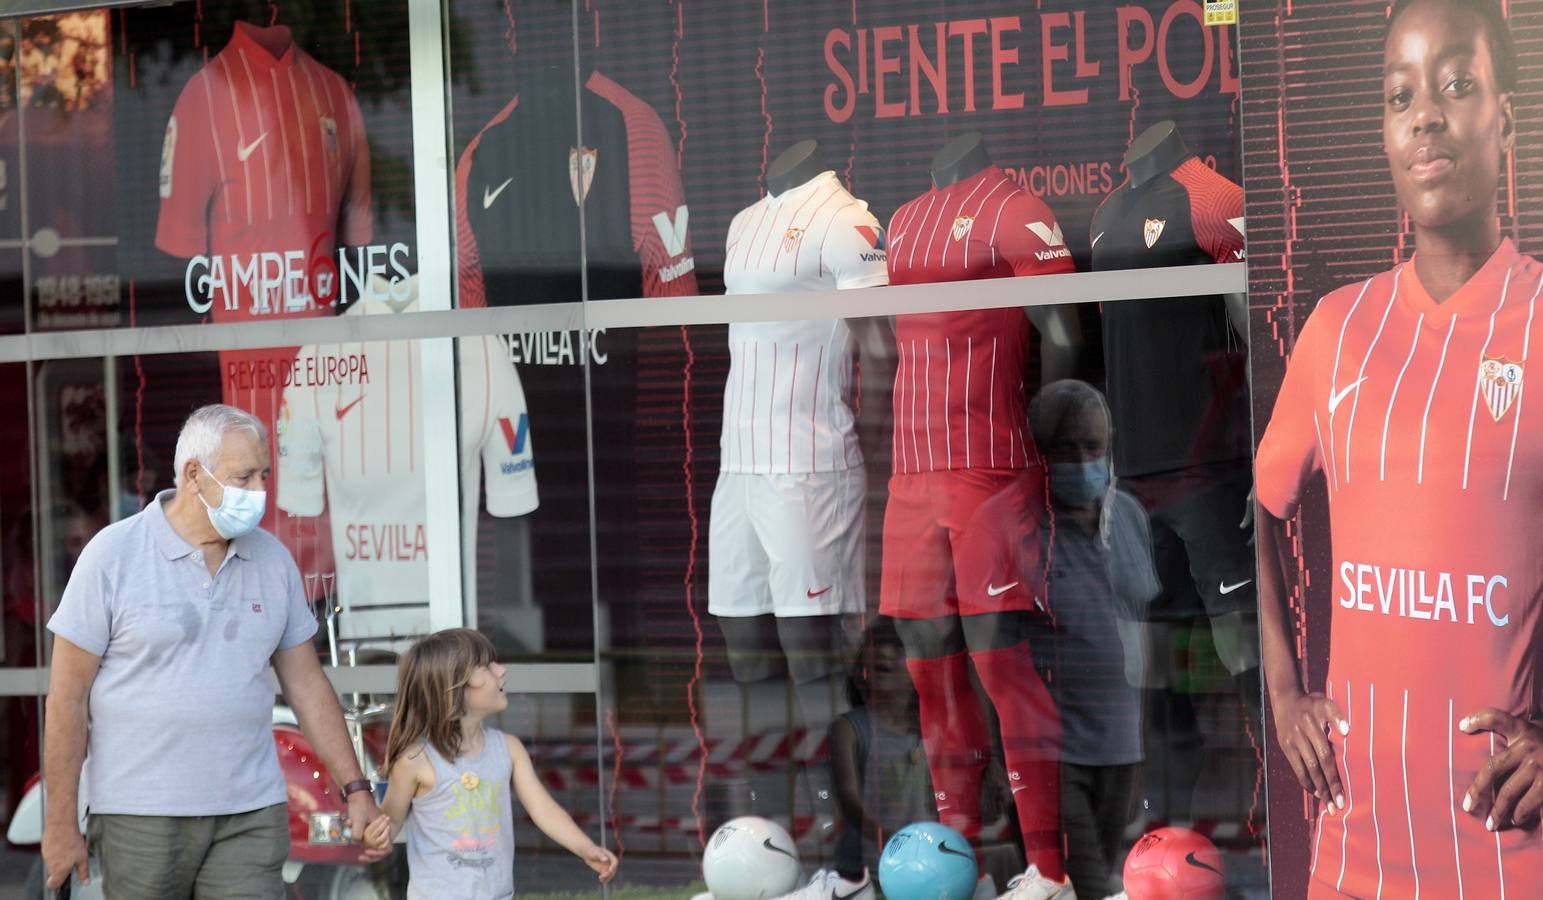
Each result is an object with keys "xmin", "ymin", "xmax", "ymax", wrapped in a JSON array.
[
  {"xmin": 1259, "ymin": 507, "xmax": 1346, "ymax": 810},
  {"xmin": 271, "ymin": 643, "xmax": 389, "ymax": 862},
  {"xmin": 42, "ymin": 636, "xmax": 100, "ymax": 890},
  {"xmin": 1025, "ymin": 304, "xmax": 1082, "ymax": 385}
]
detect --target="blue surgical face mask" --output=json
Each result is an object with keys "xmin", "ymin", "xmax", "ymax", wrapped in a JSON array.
[
  {"xmin": 1049, "ymin": 457, "xmax": 1110, "ymax": 508},
  {"xmin": 200, "ymin": 465, "xmax": 267, "ymax": 539}
]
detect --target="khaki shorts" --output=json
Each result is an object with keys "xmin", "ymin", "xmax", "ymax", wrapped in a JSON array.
[{"xmin": 88, "ymin": 803, "xmax": 287, "ymax": 900}]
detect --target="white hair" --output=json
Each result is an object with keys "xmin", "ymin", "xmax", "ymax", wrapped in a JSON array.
[
  {"xmin": 173, "ymin": 404, "xmax": 267, "ymax": 487},
  {"xmin": 1029, "ymin": 379, "xmax": 1118, "ymax": 545}
]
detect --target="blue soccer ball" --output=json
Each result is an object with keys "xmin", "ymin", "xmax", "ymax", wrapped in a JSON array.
[{"xmin": 878, "ymin": 821, "xmax": 978, "ymax": 900}]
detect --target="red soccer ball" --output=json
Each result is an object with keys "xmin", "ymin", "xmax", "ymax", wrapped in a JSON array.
[{"xmin": 1122, "ymin": 827, "xmax": 1225, "ymax": 900}]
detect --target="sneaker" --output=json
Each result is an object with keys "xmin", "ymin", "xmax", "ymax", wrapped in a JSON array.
[
  {"xmin": 997, "ymin": 865, "xmax": 1077, "ymax": 900},
  {"xmin": 774, "ymin": 869, "xmax": 876, "ymax": 900},
  {"xmin": 1100, "ymin": 893, "xmax": 1129, "ymax": 900},
  {"xmin": 689, "ymin": 893, "xmax": 715, "ymax": 900}
]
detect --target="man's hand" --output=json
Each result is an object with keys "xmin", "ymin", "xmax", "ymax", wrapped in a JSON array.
[
  {"xmin": 346, "ymin": 791, "xmax": 391, "ymax": 863},
  {"xmin": 42, "ymin": 822, "xmax": 89, "ymax": 890},
  {"xmin": 1272, "ymin": 690, "xmax": 1349, "ymax": 810},
  {"xmin": 582, "ymin": 843, "xmax": 619, "ymax": 882},
  {"xmin": 1460, "ymin": 709, "xmax": 1543, "ymax": 831}
]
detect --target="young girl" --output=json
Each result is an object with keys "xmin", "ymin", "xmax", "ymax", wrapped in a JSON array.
[{"xmin": 363, "ymin": 628, "xmax": 618, "ymax": 898}]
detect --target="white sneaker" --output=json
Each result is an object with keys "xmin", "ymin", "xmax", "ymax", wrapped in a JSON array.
[
  {"xmin": 997, "ymin": 864, "xmax": 1077, "ymax": 900},
  {"xmin": 1100, "ymin": 893, "xmax": 1129, "ymax": 900},
  {"xmin": 773, "ymin": 869, "xmax": 875, "ymax": 900}
]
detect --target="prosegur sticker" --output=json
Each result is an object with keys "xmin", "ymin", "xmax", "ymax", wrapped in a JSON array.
[{"xmin": 1205, "ymin": 1, "xmax": 1237, "ymax": 25}]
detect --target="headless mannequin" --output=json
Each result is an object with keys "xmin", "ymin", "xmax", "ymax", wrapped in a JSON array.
[
  {"xmin": 1123, "ymin": 120, "xmax": 1192, "ymax": 190},
  {"xmin": 766, "ymin": 139, "xmax": 827, "ymax": 197},
  {"xmin": 886, "ymin": 135, "xmax": 1069, "ymax": 885}
]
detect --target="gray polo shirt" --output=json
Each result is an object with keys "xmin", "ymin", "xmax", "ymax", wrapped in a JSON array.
[{"xmin": 47, "ymin": 490, "xmax": 318, "ymax": 816}]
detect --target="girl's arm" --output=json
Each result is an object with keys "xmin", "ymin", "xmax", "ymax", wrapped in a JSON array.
[
  {"xmin": 363, "ymin": 751, "xmax": 430, "ymax": 850},
  {"xmin": 505, "ymin": 732, "xmax": 618, "ymax": 882}
]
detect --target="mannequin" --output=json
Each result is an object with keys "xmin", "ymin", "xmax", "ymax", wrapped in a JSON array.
[
  {"xmin": 1091, "ymin": 122, "xmax": 1260, "ymax": 830},
  {"xmin": 880, "ymin": 134, "xmax": 1078, "ymax": 893}
]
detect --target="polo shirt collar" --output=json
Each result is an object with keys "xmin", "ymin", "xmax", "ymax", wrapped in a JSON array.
[{"xmin": 146, "ymin": 489, "xmax": 255, "ymax": 560}]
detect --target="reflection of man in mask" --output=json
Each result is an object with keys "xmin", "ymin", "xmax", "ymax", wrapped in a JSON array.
[{"xmin": 1027, "ymin": 380, "xmax": 1161, "ymax": 900}]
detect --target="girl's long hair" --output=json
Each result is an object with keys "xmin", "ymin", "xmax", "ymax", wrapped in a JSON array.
[{"xmin": 385, "ymin": 628, "xmax": 497, "ymax": 769}]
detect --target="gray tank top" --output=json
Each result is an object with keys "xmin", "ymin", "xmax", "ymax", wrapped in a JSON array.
[{"xmin": 404, "ymin": 726, "xmax": 516, "ymax": 900}]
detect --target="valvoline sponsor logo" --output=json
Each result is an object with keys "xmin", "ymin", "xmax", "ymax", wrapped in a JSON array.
[{"xmin": 498, "ymin": 414, "xmax": 534, "ymax": 475}]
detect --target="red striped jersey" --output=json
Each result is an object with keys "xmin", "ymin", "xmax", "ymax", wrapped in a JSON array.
[
  {"xmin": 1257, "ymin": 240, "xmax": 1543, "ymax": 898},
  {"xmin": 155, "ymin": 21, "xmax": 372, "ymax": 313},
  {"xmin": 276, "ymin": 288, "xmax": 537, "ymax": 642},
  {"xmin": 885, "ymin": 165, "xmax": 1075, "ymax": 474},
  {"xmin": 720, "ymin": 172, "xmax": 888, "ymax": 474}
]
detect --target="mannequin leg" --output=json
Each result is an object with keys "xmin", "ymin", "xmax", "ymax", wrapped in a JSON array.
[{"xmin": 895, "ymin": 615, "xmax": 990, "ymax": 843}]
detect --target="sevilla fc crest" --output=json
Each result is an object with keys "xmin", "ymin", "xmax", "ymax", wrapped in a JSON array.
[
  {"xmin": 569, "ymin": 146, "xmax": 598, "ymax": 205},
  {"xmin": 1479, "ymin": 356, "xmax": 1524, "ymax": 421},
  {"xmin": 1143, "ymin": 217, "xmax": 1166, "ymax": 249},
  {"xmin": 951, "ymin": 215, "xmax": 975, "ymax": 241},
  {"xmin": 782, "ymin": 226, "xmax": 805, "ymax": 253}
]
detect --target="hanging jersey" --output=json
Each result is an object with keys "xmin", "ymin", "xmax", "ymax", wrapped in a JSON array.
[
  {"xmin": 1255, "ymin": 241, "xmax": 1543, "ymax": 899},
  {"xmin": 277, "ymin": 287, "xmax": 537, "ymax": 645},
  {"xmin": 885, "ymin": 165, "xmax": 1074, "ymax": 474},
  {"xmin": 455, "ymin": 67, "xmax": 696, "ymax": 306},
  {"xmin": 1092, "ymin": 156, "xmax": 1249, "ymax": 477},
  {"xmin": 720, "ymin": 171, "xmax": 888, "ymax": 474}
]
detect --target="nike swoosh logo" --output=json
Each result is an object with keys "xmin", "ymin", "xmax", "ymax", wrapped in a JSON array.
[
  {"xmin": 938, "ymin": 840, "xmax": 973, "ymax": 859},
  {"xmin": 236, "ymin": 133, "xmax": 266, "ymax": 162},
  {"xmin": 484, "ymin": 177, "xmax": 513, "ymax": 209},
  {"xmin": 986, "ymin": 582, "xmax": 1019, "ymax": 597},
  {"xmin": 334, "ymin": 395, "xmax": 365, "ymax": 420},
  {"xmin": 806, "ymin": 586, "xmax": 832, "ymax": 599},
  {"xmin": 761, "ymin": 837, "xmax": 796, "ymax": 859},
  {"xmin": 1185, "ymin": 850, "xmax": 1223, "ymax": 876},
  {"xmin": 1219, "ymin": 579, "xmax": 1253, "ymax": 595},
  {"xmin": 1327, "ymin": 377, "xmax": 1366, "ymax": 415},
  {"xmin": 1091, "ymin": 231, "xmax": 1105, "ymax": 248}
]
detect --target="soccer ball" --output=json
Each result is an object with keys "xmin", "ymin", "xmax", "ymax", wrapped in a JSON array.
[
  {"xmin": 877, "ymin": 821, "xmax": 979, "ymax": 900},
  {"xmin": 1122, "ymin": 827, "xmax": 1225, "ymax": 900},
  {"xmin": 701, "ymin": 816, "xmax": 801, "ymax": 900}
]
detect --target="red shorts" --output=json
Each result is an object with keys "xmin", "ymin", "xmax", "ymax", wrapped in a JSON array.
[{"xmin": 879, "ymin": 467, "xmax": 1049, "ymax": 619}]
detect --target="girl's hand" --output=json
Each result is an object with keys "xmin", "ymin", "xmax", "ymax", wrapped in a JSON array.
[
  {"xmin": 582, "ymin": 844, "xmax": 619, "ymax": 882},
  {"xmin": 362, "ymin": 815, "xmax": 393, "ymax": 852}
]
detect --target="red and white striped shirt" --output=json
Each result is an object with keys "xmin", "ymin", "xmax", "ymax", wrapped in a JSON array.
[
  {"xmin": 155, "ymin": 21, "xmax": 372, "ymax": 318},
  {"xmin": 1257, "ymin": 241, "xmax": 1543, "ymax": 898},
  {"xmin": 886, "ymin": 165, "xmax": 1075, "ymax": 474},
  {"xmin": 720, "ymin": 172, "xmax": 888, "ymax": 474}
]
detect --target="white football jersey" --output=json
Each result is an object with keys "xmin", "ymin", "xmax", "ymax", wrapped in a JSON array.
[
  {"xmin": 277, "ymin": 288, "xmax": 537, "ymax": 644},
  {"xmin": 721, "ymin": 172, "xmax": 888, "ymax": 474}
]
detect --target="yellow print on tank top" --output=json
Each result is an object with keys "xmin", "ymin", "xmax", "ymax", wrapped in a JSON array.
[{"xmin": 443, "ymin": 774, "xmax": 504, "ymax": 858}]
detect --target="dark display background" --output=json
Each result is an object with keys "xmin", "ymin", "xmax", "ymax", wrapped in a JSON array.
[{"xmin": 1241, "ymin": 1, "xmax": 1543, "ymax": 896}]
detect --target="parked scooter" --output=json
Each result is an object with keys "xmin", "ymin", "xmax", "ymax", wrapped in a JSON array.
[{"xmin": 5, "ymin": 574, "xmax": 397, "ymax": 899}]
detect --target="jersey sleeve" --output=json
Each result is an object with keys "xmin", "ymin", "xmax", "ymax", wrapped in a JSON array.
[
  {"xmin": 480, "ymin": 336, "xmax": 539, "ymax": 517},
  {"xmin": 276, "ymin": 345, "xmax": 327, "ymax": 518},
  {"xmin": 1174, "ymin": 160, "xmax": 1245, "ymax": 264},
  {"xmin": 1255, "ymin": 308, "xmax": 1328, "ymax": 519},
  {"xmin": 823, "ymin": 203, "xmax": 890, "ymax": 290},
  {"xmin": 997, "ymin": 194, "xmax": 1077, "ymax": 277},
  {"xmin": 154, "ymin": 73, "xmax": 219, "ymax": 259},
  {"xmin": 454, "ymin": 96, "xmax": 519, "ymax": 310},
  {"xmin": 584, "ymin": 71, "xmax": 698, "ymax": 297},
  {"xmin": 338, "ymin": 90, "xmax": 373, "ymax": 248}
]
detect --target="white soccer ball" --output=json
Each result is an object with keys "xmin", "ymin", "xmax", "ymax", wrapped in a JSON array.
[{"xmin": 701, "ymin": 815, "xmax": 802, "ymax": 900}]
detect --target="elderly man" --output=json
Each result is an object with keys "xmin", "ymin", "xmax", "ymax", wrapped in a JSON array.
[{"xmin": 42, "ymin": 404, "xmax": 388, "ymax": 897}]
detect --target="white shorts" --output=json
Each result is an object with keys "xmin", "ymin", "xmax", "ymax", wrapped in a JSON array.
[{"xmin": 708, "ymin": 468, "xmax": 866, "ymax": 618}]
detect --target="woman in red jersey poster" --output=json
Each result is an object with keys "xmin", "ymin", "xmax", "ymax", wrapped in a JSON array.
[{"xmin": 1252, "ymin": 0, "xmax": 1543, "ymax": 896}]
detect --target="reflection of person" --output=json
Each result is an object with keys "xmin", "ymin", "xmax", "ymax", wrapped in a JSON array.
[
  {"xmin": 1255, "ymin": 1, "xmax": 1543, "ymax": 895},
  {"xmin": 882, "ymin": 132, "xmax": 1081, "ymax": 899},
  {"xmin": 826, "ymin": 619, "xmax": 932, "ymax": 899},
  {"xmin": 366, "ymin": 629, "xmax": 618, "ymax": 895},
  {"xmin": 1027, "ymin": 381, "xmax": 1160, "ymax": 900},
  {"xmin": 41, "ymin": 404, "xmax": 388, "ymax": 895}
]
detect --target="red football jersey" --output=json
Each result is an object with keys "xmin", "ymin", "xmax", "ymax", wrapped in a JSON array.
[
  {"xmin": 1257, "ymin": 241, "xmax": 1543, "ymax": 897},
  {"xmin": 886, "ymin": 165, "xmax": 1075, "ymax": 474}
]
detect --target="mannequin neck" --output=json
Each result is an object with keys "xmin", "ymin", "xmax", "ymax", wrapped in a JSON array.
[
  {"xmin": 1124, "ymin": 122, "xmax": 1192, "ymax": 188},
  {"xmin": 767, "ymin": 140, "xmax": 827, "ymax": 196},
  {"xmin": 931, "ymin": 133, "xmax": 992, "ymax": 188}
]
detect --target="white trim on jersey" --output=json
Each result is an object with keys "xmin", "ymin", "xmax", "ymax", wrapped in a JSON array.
[
  {"xmin": 719, "ymin": 172, "xmax": 887, "ymax": 474},
  {"xmin": 1448, "ymin": 697, "xmax": 1467, "ymax": 900},
  {"xmin": 1401, "ymin": 689, "xmax": 1420, "ymax": 900},
  {"xmin": 1502, "ymin": 277, "xmax": 1541, "ymax": 499}
]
